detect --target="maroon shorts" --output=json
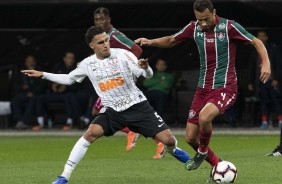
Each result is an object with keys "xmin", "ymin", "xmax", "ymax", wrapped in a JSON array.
[{"xmin": 187, "ymin": 86, "xmax": 237, "ymax": 125}]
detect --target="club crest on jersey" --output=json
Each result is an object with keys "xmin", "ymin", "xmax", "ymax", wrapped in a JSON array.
[
  {"xmin": 218, "ymin": 23, "xmax": 226, "ymax": 30},
  {"xmin": 189, "ymin": 110, "xmax": 196, "ymax": 119},
  {"xmin": 108, "ymin": 58, "xmax": 119, "ymax": 72},
  {"xmin": 217, "ymin": 32, "xmax": 226, "ymax": 41}
]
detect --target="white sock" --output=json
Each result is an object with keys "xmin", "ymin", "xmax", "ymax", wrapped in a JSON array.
[
  {"xmin": 61, "ymin": 137, "xmax": 91, "ymax": 180},
  {"xmin": 165, "ymin": 136, "xmax": 177, "ymax": 155},
  {"xmin": 197, "ymin": 148, "xmax": 208, "ymax": 155},
  {"xmin": 37, "ymin": 116, "xmax": 44, "ymax": 127}
]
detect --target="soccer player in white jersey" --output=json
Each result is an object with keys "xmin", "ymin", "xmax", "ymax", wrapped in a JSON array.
[{"xmin": 22, "ymin": 26, "xmax": 190, "ymax": 184}]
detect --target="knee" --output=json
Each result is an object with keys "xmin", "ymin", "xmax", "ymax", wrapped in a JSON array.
[
  {"xmin": 163, "ymin": 135, "xmax": 176, "ymax": 146},
  {"xmin": 199, "ymin": 112, "xmax": 212, "ymax": 124},
  {"xmin": 83, "ymin": 125, "xmax": 103, "ymax": 143}
]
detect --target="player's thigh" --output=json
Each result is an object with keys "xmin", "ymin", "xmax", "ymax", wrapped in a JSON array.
[
  {"xmin": 126, "ymin": 101, "xmax": 169, "ymax": 138},
  {"xmin": 91, "ymin": 113, "xmax": 122, "ymax": 137},
  {"xmin": 83, "ymin": 124, "xmax": 104, "ymax": 142}
]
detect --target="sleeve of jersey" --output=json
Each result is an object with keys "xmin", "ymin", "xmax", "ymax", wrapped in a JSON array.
[
  {"xmin": 173, "ymin": 22, "xmax": 194, "ymax": 42},
  {"xmin": 42, "ymin": 72, "xmax": 76, "ymax": 85},
  {"xmin": 229, "ymin": 20, "xmax": 254, "ymax": 43},
  {"xmin": 111, "ymin": 32, "xmax": 135, "ymax": 50},
  {"xmin": 124, "ymin": 51, "xmax": 153, "ymax": 78},
  {"xmin": 68, "ymin": 62, "xmax": 87, "ymax": 83}
]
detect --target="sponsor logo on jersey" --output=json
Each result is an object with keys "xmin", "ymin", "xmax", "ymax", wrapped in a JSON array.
[
  {"xmin": 98, "ymin": 76, "xmax": 125, "ymax": 92},
  {"xmin": 205, "ymin": 38, "xmax": 215, "ymax": 43},
  {"xmin": 197, "ymin": 32, "xmax": 204, "ymax": 37},
  {"xmin": 96, "ymin": 72, "xmax": 121, "ymax": 81},
  {"xmin": 217, "ymin": 32, "xmax": 226, "ymax": 41},
  {"xmin": 112, "ymin": 96, "xmax": 132, "ymax": 108}
]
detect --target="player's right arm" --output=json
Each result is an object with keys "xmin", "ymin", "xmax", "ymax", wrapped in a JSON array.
[
  {"xmin": 21, "ymin": 60, "xmax": 87, "ymax": 85},
  {"xmin": 135, "ymin": 35, "xmax": 178, "ymax": 48},
  {"xmin": 21, "ymin": 69, "xmax": 77, "ymax": 85}
]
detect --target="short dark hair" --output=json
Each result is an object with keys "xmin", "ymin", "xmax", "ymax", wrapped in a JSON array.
[
  {"xmin": 94, "ymin": 7, "xmax": 110, "ymax": 16},
  {"xmin": 85, "ymin": 26, "xmax": 104, "ymax": 44},
  {"xmin": 193, "ymin": 0, "xmax": 214, "ymax": 12}
]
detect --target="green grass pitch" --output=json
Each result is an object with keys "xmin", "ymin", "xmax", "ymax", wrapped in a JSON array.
[{"xmin": 0, "ymin": 134, "xmax": 281, "ymax": 184}]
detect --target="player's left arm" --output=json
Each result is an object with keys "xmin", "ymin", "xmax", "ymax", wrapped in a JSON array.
[
  {"xmin": 123, "ymin": 50, "xmax": 153, "ymax": 78},
  {"xmin": 230, "ymin": 20, "xmax": 271, "ymax": 83},
  {"xmin": 251, "ymin": 37, "xmax": 271, "ymax": 83}
]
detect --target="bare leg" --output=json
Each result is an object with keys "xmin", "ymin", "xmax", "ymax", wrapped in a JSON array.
[
  {"xmin": 185, "ymin": 123, "xmax": 219, "ymax": 166},
  {"xmin": 155, "ymin": 129, "xmax": 190, "ymax": 163},
  {"xmin": 57, "ymin": 124, "xmax": 104, "ymax": 182}
]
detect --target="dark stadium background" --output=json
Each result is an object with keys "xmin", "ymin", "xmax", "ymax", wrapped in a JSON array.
[{"xmin": 1, "ymin": 0, "xmax": 282, "ymax": 127}]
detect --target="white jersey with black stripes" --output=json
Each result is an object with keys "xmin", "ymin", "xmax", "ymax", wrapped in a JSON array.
[{"xmin": 68, "ymin": 48, "xmax": 153, "ymax": 111}]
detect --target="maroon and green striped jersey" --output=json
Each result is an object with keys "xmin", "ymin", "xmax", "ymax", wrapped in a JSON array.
[
  {"xmin": 106, "ymin": 25, "xmax": 135, "ymax": 51},
  {"xmin": 174, "ymin": 16, "xmax": 254, "ymax": 89}
]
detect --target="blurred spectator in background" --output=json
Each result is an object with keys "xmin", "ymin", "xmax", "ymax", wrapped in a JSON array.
[
  {"xmin": 33, "ymin": 51, "xmax": 78, "ymax": 131},
  {"xmin": 248, "ymin": 30, "xmax": 282, "ymax": 129},
  {"xmin": 70, "ymin": 77, "xmax": 98, "ymax": 129},
  {"xmin": 12, "ymin": 55, "xmax": 47, "ymax": 129},
  {"xmin": 143, "ymin": 58, "xmax": 174, "ymax": 118}
]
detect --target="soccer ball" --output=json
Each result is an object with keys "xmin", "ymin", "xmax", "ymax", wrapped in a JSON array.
[{"xmin": 211, "ymin": 161, "xmax": 237, "ymax": 183}]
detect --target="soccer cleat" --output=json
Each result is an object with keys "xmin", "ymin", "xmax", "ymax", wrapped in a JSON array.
[
  {"xmin": 185, "ymin": 151, "xmax": 207, "ymax": 170},
  {"xmin": 125, "ymin": 131, "xmax": 139, "ymax": 152},
  {"xmin": 153, "ymin": 142, "xmax": 165, "ymax": 159},
  {"xmin": 52, "ymin": 176, "xmax": 68, "ymax": 184},
  {"xmin": 172, "ymin": 147, "xmax": 190, "ymax": 163},
  {"xmin": 265, "ymin": 146, "xmax": 282, "ymax": 156}
]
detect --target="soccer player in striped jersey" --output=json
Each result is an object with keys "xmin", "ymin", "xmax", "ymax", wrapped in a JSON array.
[
  {"xmin": 93, "ymin": 7, "xmax": 165, "ymax": 158},
  {"xmin": 135, "ymin": 0, "xmax": 271, "ymax": 171},
  {"xmin": 22, "ymin": 26, "xmax": 190, "ymax": 184}
]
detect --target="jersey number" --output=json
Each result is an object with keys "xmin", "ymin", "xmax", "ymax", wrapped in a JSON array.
[{"xmin": 154, "ymin": 112, "xmax": 163, "ymax": 122}]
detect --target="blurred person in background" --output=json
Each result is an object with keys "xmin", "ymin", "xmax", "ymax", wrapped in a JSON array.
[
  {"xmin": 12, "ymin": 55, "xmax": 47, "ymax": 129},
  {"xmin": 248, "ymin": 30, "xmax": 282, "ymax": 129},
  {"xmin": 33, "ymin": 51, "xmax": 78, "ymax": 131},
  {"xmin": 143, "ymin": 58, "xmax": 174, "ymax": 118}
]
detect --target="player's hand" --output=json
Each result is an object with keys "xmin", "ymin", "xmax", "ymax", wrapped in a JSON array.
[
  {"xmin": 260, "ymin": 62, "xmax": 271, "ymax": 83},
  {"xmin": 138, "ymin": 58, "xmax": 149, "ymax": 69},
  {"xmin": 21, "ymin": 69, "xmax": 43, "ymax": 78},
  {"xmin": 135, "ymin": 38, "xmax": 152, "ymax": 46}
]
